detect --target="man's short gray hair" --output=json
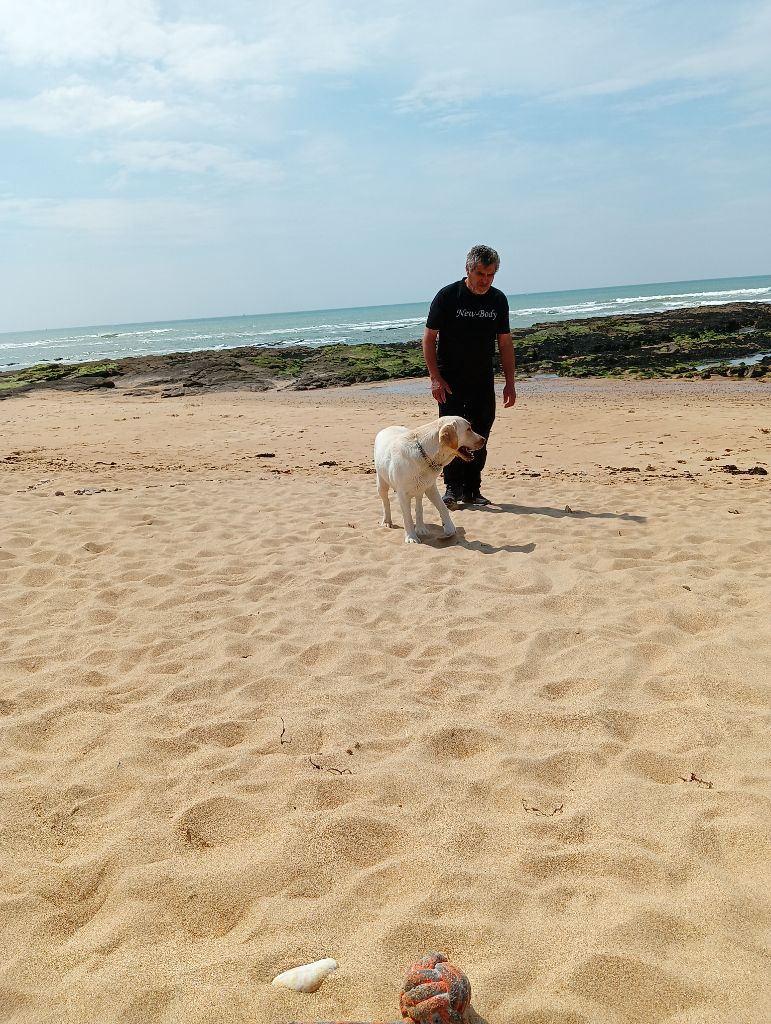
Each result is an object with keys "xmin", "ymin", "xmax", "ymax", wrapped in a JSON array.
[{"xmin": 466, "ymin": 244, "xmax": 500, "ymax": 272}]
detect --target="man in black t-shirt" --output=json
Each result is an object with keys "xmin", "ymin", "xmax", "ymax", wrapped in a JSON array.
[{"xmin": 422, "ymin": 244, "xmax": 516, "ymax": 507}]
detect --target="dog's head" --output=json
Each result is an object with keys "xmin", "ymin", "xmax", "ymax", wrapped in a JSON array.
[{"xmin": 438, "ymin": 417, "xmax": 486, "ymax": 462}]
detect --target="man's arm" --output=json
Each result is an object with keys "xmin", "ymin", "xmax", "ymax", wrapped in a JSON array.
[
  {"xmin": 422, "ymin": 327, "xmax": 452, "ymax": 404},
  {"xmin": 497, "ymin": 333, "xmax": 516, "ymax": 407}
]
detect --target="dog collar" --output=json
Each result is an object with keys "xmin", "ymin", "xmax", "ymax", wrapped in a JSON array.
[{"xmin": 415, "ymin": 437, "xmax": 444, "ymax": 473}]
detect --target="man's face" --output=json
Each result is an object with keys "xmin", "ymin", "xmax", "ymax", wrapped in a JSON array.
[{"xmin": 465, "ymin": 261, "xmax": 497, "ymax": 295}]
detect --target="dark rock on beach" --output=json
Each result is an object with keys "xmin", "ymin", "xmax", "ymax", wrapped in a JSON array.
[
  {"xmin": 509, "ymin": 302, "xmax": 771, "ymax": 379},
  {"xmin": 0, "ymin": 342, "xmax": 428, "ymax": 397},
  {"xmin": 1, "ymin": 302, "xmax": 769, "ymax": 397}
]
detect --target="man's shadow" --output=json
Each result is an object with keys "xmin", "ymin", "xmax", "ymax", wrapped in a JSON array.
[
  {"xmin": 415, "ymin": 502, "xmax": 643, "ymax": 552},
  {"xmin": 475, "ymin": 502, "xmax": 647, "ymax": 524}
]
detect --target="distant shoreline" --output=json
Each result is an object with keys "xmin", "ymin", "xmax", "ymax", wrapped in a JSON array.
[{"xmin": 1, "ymin": 301, "xmax": 769, "ymax": 399}]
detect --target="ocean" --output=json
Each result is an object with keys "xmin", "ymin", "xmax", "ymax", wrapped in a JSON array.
[{"xmin": 1, "ymin": 274, "xmax": 769, "ymax": 372}]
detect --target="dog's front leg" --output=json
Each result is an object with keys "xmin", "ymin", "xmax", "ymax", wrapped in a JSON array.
[
  {"xmin": 425, "ymin": 483, "xmax": 456, "ymax": 537},
  {"xmin": 397, "ymin": 490, "xmax": 421, "ymax": 543},
  {"xmin": 414, "ymin": 493, "xmax": 430, "ymax": 537}
]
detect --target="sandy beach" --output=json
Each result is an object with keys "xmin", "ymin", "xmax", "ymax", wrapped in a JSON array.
[{"xmin": 1, "ymin": 376, "xmax": 769, "ymax": 1024}]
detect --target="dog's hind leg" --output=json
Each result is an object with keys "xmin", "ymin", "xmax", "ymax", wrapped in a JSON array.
[
  {"xmin": 425, "ymin": 483, "xmax": 456, "ymax": 537},
  {"xmin": 377, "ymin": 472, "xmax": 394, "ymax": 528}
]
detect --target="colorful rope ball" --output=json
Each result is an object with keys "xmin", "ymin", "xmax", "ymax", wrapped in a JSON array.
[{"xmin": 399, "ymin": 952, "xmax": 471, "ymax": 1023}]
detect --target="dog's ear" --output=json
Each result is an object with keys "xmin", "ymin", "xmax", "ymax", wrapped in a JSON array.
[{"xmin": 439, "ymin": 422, "xmax": 458, "ymax": 450}]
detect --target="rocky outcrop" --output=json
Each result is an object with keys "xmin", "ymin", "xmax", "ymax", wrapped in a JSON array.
[
  {"xmin": 508, "ymin": 302, "xmax": 771, "ymax": 377},
  {"xmin": 1, "ymin": 302, "xmax": 769, "ymax": 397}
]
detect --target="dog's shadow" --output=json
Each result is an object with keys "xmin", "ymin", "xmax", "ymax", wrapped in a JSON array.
[
  {"xmin": 417, "ymin": 527, "xmax": 535, "ymax": 555},
  {"xmin": 461, "ymin": 536, "xmax": 536, "ymax": 554}
]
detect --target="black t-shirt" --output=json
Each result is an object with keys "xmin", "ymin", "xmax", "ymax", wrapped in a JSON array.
[{"xmin": 426, "ymin": 279, "xmax": 510, "ymax": 384}]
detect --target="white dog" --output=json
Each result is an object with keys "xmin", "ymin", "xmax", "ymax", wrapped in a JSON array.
[{"xmin": 374, "ymin": 415, "xmax": 486, "ymax": 543}]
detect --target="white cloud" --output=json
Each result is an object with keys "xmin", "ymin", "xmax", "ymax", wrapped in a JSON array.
[
  {"xmin": 395, "ymin": 0, "xmax": 771, "ymax": 112},
  {"xmin": 0, "ymin": 0, "xmax": 396, "ymax": 86},
  {"xmin": 395, "ymin": 3, "xmax": 625, "ymax": 110},
  {"xmin": 259, "ymin": 1, "xmax": 397, "ymax": 76},
  {"xmin": 90, "ymin": 140, "xmax": 283, "ymax": 183},
  {"xmin": 669, "ymin": 2, "xmax": 771, "ymax": 80},
  {"xmin": 0, "ymin": 0, "xmax": 165, "ymax": 64},
  {"xmin": 0, "ymin": 193, "xmax": 225, "ymax": 240},
  {"xmin": 2, "ymin": 1, "xmax": 768, "ymax": 105},
  {"xmin": 0, "ymin": 81, "xmax": 168, "ymax": 134},
  {"xmin": 615, "ymin": 85, "xmax": 727, "ymax": 115}
]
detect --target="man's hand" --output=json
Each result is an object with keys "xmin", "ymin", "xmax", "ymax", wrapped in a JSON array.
[
  {"xmin": 497, "ymin": 334, "xmax": 516, "ymax": 408},
  {"xmin": 430, "ymin": 375, "xmax": 452, "ymax": 404},
  {"xmin": 422, "ymin": 328, "xmax": 450, "ymax": 404}
]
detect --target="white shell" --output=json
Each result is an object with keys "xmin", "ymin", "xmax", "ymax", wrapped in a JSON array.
[{"xmin": 271, "ymin": 958, "xmax": 338, "ymax": 993}]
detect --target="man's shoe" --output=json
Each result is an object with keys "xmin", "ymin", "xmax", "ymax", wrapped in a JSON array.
[
  {"xmin": 442, "ymin": 486, "xmax": 463, "ymax": 508},
  {"xmin": 464, "ymin": 490, "xmax": 491, "ymax": 506}
]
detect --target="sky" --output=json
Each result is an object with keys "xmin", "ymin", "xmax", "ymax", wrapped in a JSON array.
[{"xmin": 1, "ymin": 0, "xmax": 770, "ymax": 332}]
